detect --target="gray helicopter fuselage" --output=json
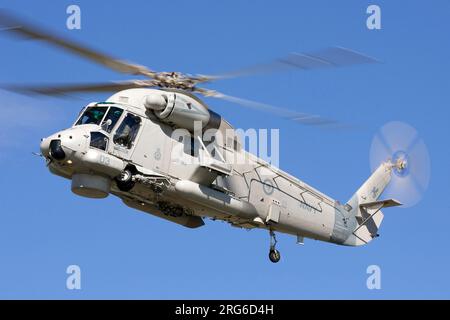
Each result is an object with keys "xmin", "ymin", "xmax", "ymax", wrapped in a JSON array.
[
  {"xmin": 0, "ymin": 10, "xmax": 402, "ymax": 262},
  {"xmin": 40, "ymin": 88, "xmax": 358, "ymax": 246}
]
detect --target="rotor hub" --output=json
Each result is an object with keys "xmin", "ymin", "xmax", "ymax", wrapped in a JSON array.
[
  {"xmin": 152, "ymin": 72, "xmax": 198, "ymax": 91},
  {"xmin": 392, "ymin": 150, "xmax": 410, "ymax": 177}
]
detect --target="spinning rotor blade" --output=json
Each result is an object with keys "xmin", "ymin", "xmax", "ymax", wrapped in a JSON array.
[
  {"xmin": 4, "ymin": 80, "xmax": 158, "ymax": 96},
  {"xmin": 212, "ymin": 47, "xmax": 380, "ymax": 80},
  {"xmin": 195, "ymin": 88, "xmax": 343, "ymax": 128},
  {"xmin": 0, "ymin": 10, "xmax": 155, "ymax": 77},
  {"xmin": 0, "ymin": 10, "xmax": 380, "ymax": 90},
  {"xmin": 370, "ymin": 121, "xmax": 431, "ymax": 208}
]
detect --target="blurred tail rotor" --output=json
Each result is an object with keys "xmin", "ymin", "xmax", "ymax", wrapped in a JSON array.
[{"xmin": 370, "ymin": 121, "xmax": 431, "ymax": 208}]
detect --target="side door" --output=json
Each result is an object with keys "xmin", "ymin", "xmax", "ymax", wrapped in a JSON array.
[
  {"xmin": 110, "ymin": 111, "xmax": 143, "ymax": 160},
  {"xmin": 129, "ymin": 120, "xmax": 172, "ymax": 173},
  {"xmin": 249, "ymin": 178, "xmax": 285, "ymax": 223}
]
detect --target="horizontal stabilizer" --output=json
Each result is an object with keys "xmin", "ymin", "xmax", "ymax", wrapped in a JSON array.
[
  {"xmin": 360, "ymin": 199, "xmax": 402, "ymax": 209},
  {"xmin": 349, "ymin": 199, "xmax": 402, "ymax": 246}
]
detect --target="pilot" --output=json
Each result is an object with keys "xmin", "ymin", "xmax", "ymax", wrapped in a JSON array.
[{"xmin": 114, "ymin": 115, "xmax": 141, "ymax": 148}]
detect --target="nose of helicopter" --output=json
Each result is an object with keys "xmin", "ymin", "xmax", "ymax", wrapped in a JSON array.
[
  {"xmin": 48, "ymin": 139, "xmax": 66, "ymax": 160},
  {"xmin": 40, "ymin": 127, "xmax": 89, "ymax": 161},
  {"xmin": 40, "ymin": 137, "xmax": 52, "ymax": 158}
]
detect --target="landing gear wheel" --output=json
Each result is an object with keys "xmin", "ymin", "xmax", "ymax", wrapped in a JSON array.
[
  {"xmin": 115, "ymin": 169, "xmax": 135, "ymax": 192},
  {"xmin": 269, "ymin": 249, "xmax": 281, "ymax": 263},
  {"xmin": 268, "ymin": 230, "xmax": 281, "ymax": 263}
]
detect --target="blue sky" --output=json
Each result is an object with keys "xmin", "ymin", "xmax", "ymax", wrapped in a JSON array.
[{"xmin": 0, "ymin": 0, "xmax": 449, "ymax": 299}]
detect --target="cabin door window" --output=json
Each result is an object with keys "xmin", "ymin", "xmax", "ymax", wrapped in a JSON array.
[{"xmin": 112, "ymin": 112, "xmax": 142, "ymax": 159}]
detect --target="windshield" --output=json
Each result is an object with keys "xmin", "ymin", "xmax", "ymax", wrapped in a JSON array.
[
  {"xmin": 103, "ymin": 107, "xmax": 124, "ymax": 133},
  {"xmin": 76, "ymin": 106, "xmax": 108, "ymax": 126},
  {"xmin": 75, "ymin": 105, "xmax": 124, "ymax": 130}
]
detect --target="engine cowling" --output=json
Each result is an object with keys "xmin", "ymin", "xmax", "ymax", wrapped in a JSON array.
[{"xmin": 144, "ymin": 92, "xmax": 221, "ymax": 132}]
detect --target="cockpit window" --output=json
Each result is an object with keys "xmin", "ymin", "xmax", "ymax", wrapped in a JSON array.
[
  {"xmin": 102, "ymin": 107, "xmax": 124, "ymax": 133},
  {"xmin": 90, "ymin": 132, "xmax": 109, "ymax": 151},
  {"xmin": 76, "ymin": 106, "xmax": 108, "ymax": 126},
  {"xmin": 113, "ymin": 113, "xmax": 141, "ymax": 149}
]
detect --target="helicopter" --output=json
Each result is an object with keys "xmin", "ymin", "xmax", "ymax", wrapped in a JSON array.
[{"xmin": 0, "ymin": 11, "xmax": 415, "ymax": 263}]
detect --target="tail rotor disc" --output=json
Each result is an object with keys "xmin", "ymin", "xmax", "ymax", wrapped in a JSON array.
[{"xmin": 370, "ymin": 121, "xmax": 431, "ymax": 208}]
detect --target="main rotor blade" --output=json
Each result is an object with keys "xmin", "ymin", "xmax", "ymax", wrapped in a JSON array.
[
  {"xmin": 0, "ymin": 10, "xmax": 155, "ymax": 77},
  {"xmin": 210, "ymin": 47, "xmax": 379, "ymax": 80},
  {"xmin": 3, "ymin": 80, "xmax": 157, "ymax": 96},
  {"xmin": 195, "ymin": 88, "xmax": 344, "ymax": 128}
]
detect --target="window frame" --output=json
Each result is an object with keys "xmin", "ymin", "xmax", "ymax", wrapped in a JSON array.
[
  {"xmin": 112, "ymin": 112, "xmax": 143, "ymax": 150},
  {"xmin": 73, "ymin": 104, "xmax": 125, "ymax": 129},
  {"xmin": 89, "ymin": 131, "xmax": 110, "ymax": 152},
  {"xmin": 101, "ymin": 106, "xmax": 125, "ymax": 133},
  {"xmin": 74, "ymin": 106, "xmax": 109, "ymax": 127}
]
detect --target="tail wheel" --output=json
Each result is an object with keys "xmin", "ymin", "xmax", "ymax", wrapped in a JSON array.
[{"xmin": 115, "ymin": 168, "xmax": 135, "ymax": 192}]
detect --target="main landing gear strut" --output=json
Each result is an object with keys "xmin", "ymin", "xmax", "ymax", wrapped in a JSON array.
[{"xmin": 269, "ymin": 230, "xmax": 281, "ymax": 263}]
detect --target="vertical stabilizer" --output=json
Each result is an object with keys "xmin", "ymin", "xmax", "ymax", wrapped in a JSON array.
[
  {"xmin": 344, "ymin": 162, "xmax": 401, "ymax": 246},
  {"xmin": 348, "ymin": 163, "xmax": 393, "ymax": 208}
]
